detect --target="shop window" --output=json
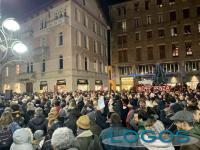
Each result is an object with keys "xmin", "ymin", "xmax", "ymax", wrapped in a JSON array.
[
  {"xmin": 159, "ymin": 45, "xmax": 166, "ymax": 59},
  {"xmin": 136, "ymin": 48, "xmax": 141, "ymax": 61},
  {"xmin": 171, "ymin": 27, "xmax": 178, "ymax": 37},
  {"xmin": 147, "ymin": 47, "xmax": 154, "ymax": 60},
  {"xmin": 158, "ymin": 29, "xmax": 165, "ymax": 38},
  {"xmin": 59, "ymin": 55, "xmax": 63, "ymax": 69},
  {"xmin": 183, "ymin": 9, "xmax": 190, "ymax": 19},
  {"xmin": 184, "ymin": 25, "xmax": 191, "ymax": 34},
  {"xmin": 170, "ymin": 11, "xmax": 176, "ymax": 21},
  {"xmin": 147, "ymin": 30, "xmax": 153, "ymax": 39},
  {"xmin": 172, "ymin": 44, "xmax": 179, "ymax": 57},
  {"xmin": 185, "ymin": 42, "xmax": 192, "ymax": 56}
]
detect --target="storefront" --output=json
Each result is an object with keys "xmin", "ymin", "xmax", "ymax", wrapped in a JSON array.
[
  {"xmin": 56, "ymin": 79, "xmax": 67, "ymax": 92},
  {"xmin": 77, "ymin": 79, "xmax": 88, "ymax": 91},
  {"xmin": 40, "ymin": 81, "xmax": 48, "ymax": 92},
  {"xmin": 95, "ymin": 80, "xmax": 103, "ymax": 91},
  {"xmin": 121, "ymin": 77, "xmax": 133, "ymax": 90},
  {"xmin": 186, "ymin": 75, "xmax": 199, "ymax": 89}
]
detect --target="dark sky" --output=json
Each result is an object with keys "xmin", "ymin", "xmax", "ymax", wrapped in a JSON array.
[{"xmin": 1, "ymin": 0, "xmax": 124, "ymax": 21}]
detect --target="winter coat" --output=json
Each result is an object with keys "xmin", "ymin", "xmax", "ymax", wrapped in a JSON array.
[
  {"xmin": 95, "ymin": 110, "xmax": 109, "ymax": 129},
  {"xmin": 0, "ymin": 125, "xmax": 12, "ymax": 150},
  {"xmin": 63, "ymin": 116, "xmax": 77, "ymax": 136},
  {"xmin": 75, "ymin": 130, "xmax": 103, "ymax": 150},
  {"xmin": 28, "ymin": 116, "xmax": 47, "ymax": 134}
]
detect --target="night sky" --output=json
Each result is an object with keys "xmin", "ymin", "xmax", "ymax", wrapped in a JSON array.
[{"xmin": 2, "ymin": 0, "xmax": 124, "ymax": 21}]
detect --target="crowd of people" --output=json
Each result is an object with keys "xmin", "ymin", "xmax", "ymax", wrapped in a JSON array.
[{"xmin": 0, "ymin": 85, "xmax": 200, "ymax": 150}]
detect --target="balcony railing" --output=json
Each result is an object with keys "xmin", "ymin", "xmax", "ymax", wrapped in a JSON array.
[
  {"xmin": 48, "ymin": 15, "xmax": 69, "ymax": 28},
  {"xmin": 18, "ymin": 72, "xmax": 36, "ymax": 82}
]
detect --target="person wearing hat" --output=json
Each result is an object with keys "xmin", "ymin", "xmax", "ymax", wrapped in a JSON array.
[
  {"xmin": 171, "ymin": 110, "xmax": 200, "ymax": 150},
  {"xmin": 75, "ymin": 115, "xmax": 103, "ymax": 150},
  {"xmin": 10, "ymin": 128, "xmax": 33, "ymax": 150},
  {"xmin": 28, "ymin": 107, "xmax": 47, "ymax": 134},
  {"xmin": 32, "ymin": 130, "xmax": 44, "ymax": 150}
]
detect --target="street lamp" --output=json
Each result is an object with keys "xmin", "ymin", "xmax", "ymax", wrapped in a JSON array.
[{"xmin": 0, "ymin": 18, "xmax": 27, "ymax": 70}]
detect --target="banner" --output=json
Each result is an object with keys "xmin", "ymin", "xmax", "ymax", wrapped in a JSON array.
[{"xmin": 137, "ymin": 85, "xmax": 171, "ymax": 92}]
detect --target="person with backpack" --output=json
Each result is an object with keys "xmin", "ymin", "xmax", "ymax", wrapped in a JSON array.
[{"xmin": 75, "ymin": 115, "xmax": 103, "ymax": 150}]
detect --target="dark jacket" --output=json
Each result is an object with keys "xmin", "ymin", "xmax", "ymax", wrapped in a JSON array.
[
  {"xmin": 28, "ymin": 115, "xmax": 47, "ymax": 133},
  {"xmin": 0, "ymin": 126, "xmax": 13, "ymax": 150},
  {"xmin": 95, "ymin": 110, "xmax": 109, "ymax": 129},
  {"xmin": 75, "ymin": 130, "xmax": 103, "ymax": 150}
]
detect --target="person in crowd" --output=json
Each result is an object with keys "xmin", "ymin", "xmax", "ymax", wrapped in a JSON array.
[
  {"xmin": 28, "ymin": 107, "xmax": 47, "ymax": 134},
  {"xmin": 51, "ymin": 127, "xmax": 77, "ymax": 150},
  {"xmin": 48, "ymin": 107, "xmax": 59, "ymax": 129},
  {"xmin": 100, "ymin": 113, "xmax": 130, "ymax": 150},
  {"xmin": 186, "ymin": 98, "xmax": 198, "ymax": 112},
  {"xmin": 10, "ymin": 128, "xmax": 33, "ymax": 150},
  {"xmin": 171, "ymin": 110, "xmax": 200, "ymax": 150},
  {"xmin": 75, "ymin": 115, "xmax": 103, "ymax": 150},
  {"xmin": 193, "ymin": 109, "xmax": 200, "ymax": 127},
  {"xmin": 25, "ymin": 102, "xmax": 35, "ymax": 124},
  {"xmin": 32, "ymin": 130, "xmax": 45, "ymax": 150}
]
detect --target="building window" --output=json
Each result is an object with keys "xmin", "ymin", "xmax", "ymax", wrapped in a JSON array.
[
  {"xmin": 147, "ymin": 30, "xmax": 153, "ymax": 39},
  {"xmin": 40, "ymin": 37, "xmax": 47, "ymax": 47},
  {"xmin": 134, "ymin": 2, "xmax": 139, "ymax": 12},
  {"xmin": 58, "ymin": 32, "xmax": 63, "ymax": 46},
  {"xmin": 117, "ymin": 7, "xmax": 126, "ymax": 17},
  {"xmin": 184, "ymin": 25, "xmax": 191, "ymax": 34},
  {"xmin": 158, "ymin": 14, "xmax": 164, "ymax": 23},
  {"xmin": 172, "ymin": 44, "xmax": 179, "ymax": 57},
  {"xmin": 185, "ymin": 61, "xmax": 199, "ymax": 72},
  {"xmin": 145, "ymin": 1, "xmax": 150, "ymax": 10},
  {"xmin": 158, "ymin": 29, "xmax": 165, "ymax": 38},
  {"xmin": 171, "ymin": 27, "xmax": 178, "ymax": 37},
  {"xmin": 93, "ymin": 60, "xmax": 98, "ymax": 72},
  {"xmin": 100, "ymin": 44, "xmax": 104, "ymax": 56},
  {"xmin": 75, "ymin": 8, "xmax": 78, "ymax": 21},
  {"xmin": 147, "ymin": 47, "xmax": 154, "ymax": 60},
  {"xmin": 197, "ymin": 7, "xmax": 200, "ymax": 16},
  {"xmin": 59, "ymin": 55, "xmax": 63, "ymax": 69},
  {"xmin": 134, "ymin": 18, "xmax": 140, "ymax": 28},
  {"xmin": 83, "ymin": 35, "xmax": 89, "ymax": 49},
  {"xmin": 198, "ymin": 24, "xmax": 200, "ymax": 32},
  {"xmin": 147, "ymin": 16, "xmax": 152, "ymax": 25},
  {"xmin": 170, "ymin": 11, "xmax": 176, "ymax": 21},
  {"xmin": 94, "ymin": 40, "xmax": 98, "ymax": 53},
  {"xmin": 136, "ymin": 48, "xmax": 141, "ymax": 61},
  {"xmin": 30, "ymin": 62, "xmax": 33, "ymax": 73},
  {"xmin": 118, "ymin": 35, "xmax": 127, "ymax": 49},
  {"xmin": 185, "ymin": 42, "xmax": 192, "ymax": 56},
  {"xmin": 118, "ymin": 50, "xmax": 128, "ymax": 63},
  {"xmin": 169, "ymin": 0, "xmax": 175, "ymax": 5},
  {"xmin": 157, "ymin": 0, "xmax": 163, "ymax": 6},
  {"xmin": 5, "ymin": 67, "xmax": 9, "ymax": 77},
  {"xmin": 135, "ymin": 32, "xmax": 141, "ymax": 41},
  {"xmin": 16, "ymin": 64, "xmax": 20, "ymax": 75},
  {"xmin": 159, "ymin": 45, "xmax": 166, "ymax": 59},
  {"xmin": 84, "ymin": 57, "xmax": 88, "ymax": 71},
  {"xmin": 42, "ymin": 59, "xmax": 46, "ymax": 72},
  {"xmin": 83, "ymin": 0, "xmax": 86, "ymax": 5},
  {"xmin": 117, "ymin": 21, "xmax": 127, "ymax": 32},
  {"xmin": 83, "ymin": 15, "xmax": 88, "ymax": 27},
  {"xmin": 183, "ymin": 9, "xmax": 190, "ymax": 19},
  {"xmin": 27, "ymin": 63, "xmax": 29, "ymax": 73}
]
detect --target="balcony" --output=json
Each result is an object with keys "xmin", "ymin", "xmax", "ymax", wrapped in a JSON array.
[
  {"xmin": 18, "ymin": 72, "xmax": 36, "ymax": 82},
  {"xmin": 32, "ymin": 46, "xmax": 49, "ymax": 60},
  {"xmin": 48, "ymin": 15, "xmax": 69, "ymax": 28}
]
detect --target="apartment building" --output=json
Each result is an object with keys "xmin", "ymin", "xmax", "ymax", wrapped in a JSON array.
[
  {"xmin": 110, "ymin": 0, "xmax": 200, "ymax": 90},
  {"xmin": 1, "ymin": 0, "xmax": 108, "ymax": 93}
]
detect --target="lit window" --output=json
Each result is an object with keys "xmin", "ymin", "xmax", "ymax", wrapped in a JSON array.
[
  {"xmin": 171, "ymin": 27, "xmax": 178, "ymax": 37},
  {"xmin": 185, "ymin": 42, "xmax": 192, "ymax": 56},
  {"xmin": 16, "ymin": 64, "xmax": 20, "ymax": 75},
  {"xmin": 122, "ymin": 21, "xmax": 127, "ymax": 32},
  {"xmin": 172, "ymin": 44, "xmax": 179, "ymax": 57}
]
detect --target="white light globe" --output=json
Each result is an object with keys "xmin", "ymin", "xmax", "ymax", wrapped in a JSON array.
[
  {"xmin": 12, "ymin": 42, "xmax": 27, "ymax": 53},
  {"xmin": 2, "ymin": 18, "xmax": 20, "ymax": 31}
]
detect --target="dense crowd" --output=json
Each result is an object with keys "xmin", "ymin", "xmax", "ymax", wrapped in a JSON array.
[{"xmin": 0, "ymin": 85, "xmax": 200, "ymax": 150}]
